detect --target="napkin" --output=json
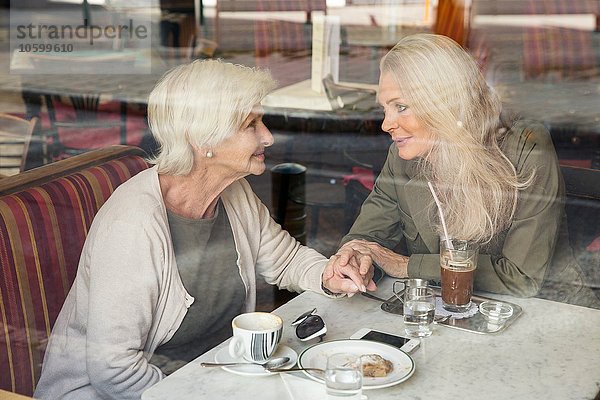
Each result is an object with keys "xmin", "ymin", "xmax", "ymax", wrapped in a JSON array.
[
  {"xmin": 434, "ymin": 297, "xmax": 479, "ymax": 319},
  {"xmin": 280, "ymin": 373, "xmax": 326, "ymax": 400},
  {"xmin": 280, "ymin": 373, "xmax": 368, "ymax": 400}
]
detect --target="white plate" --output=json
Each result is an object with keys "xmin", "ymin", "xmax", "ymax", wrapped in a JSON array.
[
  {"xmin": 214, "ymin": 344, "xmax": 298, "ymax": 377},
  {"xmin": 298, "ymin": 339, "xmax": 415, "ymax": 390}
]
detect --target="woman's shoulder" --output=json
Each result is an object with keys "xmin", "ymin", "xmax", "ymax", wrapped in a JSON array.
[
  {"xmin": 505, "ymin": 120, "xmax": 553, "ymax": 150},
  {"xmin": 108, "ymin": 168, "xmax": 160, "ymax": 205},
  {"xmin": 502, "ymin": 120, "xmax": 556, "ymax": 171},
  {"xmin": 93, "ymin": 167, "xmax": 165, "ymax": 228},
  {"xmin": 223, "ymin": 178, "xmax": 253, "ymax": 199},
  {"xmin": 222, "ymin": 178, "xmax": 257, "ymax": 206}
]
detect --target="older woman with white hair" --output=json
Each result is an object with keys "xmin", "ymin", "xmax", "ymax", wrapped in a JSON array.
[
  {"xmin": 337, "ymin": 33, "xmax": 599, "ymax": 308},
  {"xmin": 34, "ymin": 60, "xmax": 375, "ymax": 400}
]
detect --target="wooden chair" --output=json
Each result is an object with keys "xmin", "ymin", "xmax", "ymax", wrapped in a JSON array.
[
  {"xmin": 0, "ymin": 114, "xmax": 38, "ymax": 176},
  {"xmin": 43, "ymin": 94, "xmax": 146, "ymax": 160},
  {"xmin": 43, "ymin": 94, "xmax": 126, "ymax": 159},
  {"xmin": 0, "ymin": 389, "xmax": 34, "ymax": 399},
  {"xmin": 0, "ymin": 146, "xmax": 148, "ymax": 396}
]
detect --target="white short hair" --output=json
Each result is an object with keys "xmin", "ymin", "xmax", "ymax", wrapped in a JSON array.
[{"xmin": 147, "ymin": 59, "xmax": 277, "ymax": 175}]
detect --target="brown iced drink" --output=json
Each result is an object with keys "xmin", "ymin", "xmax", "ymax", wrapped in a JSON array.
[
  {"xmin": 441, "ymin": 263, "xmax": 475, "ymax": 311},
  {"xmin": 439, "ymin": 239, "xmax": 479, "ymax": 312}
]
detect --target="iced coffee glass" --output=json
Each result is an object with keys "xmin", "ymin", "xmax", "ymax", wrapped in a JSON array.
[{"xmin": 440, "ymin": 239, "xmax": 479, "ymax": 312}]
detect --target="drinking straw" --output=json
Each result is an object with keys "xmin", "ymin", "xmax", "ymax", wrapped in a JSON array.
[{"xmin": 427, "ymin": 181, "xmax": 454, "ymax": 251}]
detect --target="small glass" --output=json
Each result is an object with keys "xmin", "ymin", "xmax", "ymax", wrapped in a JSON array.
[
  {"xmin": 479, "ymin": 301, "xmax": 513, "ymax": 325},
  {"xmin": 403, "ymin": 287, "xmax": 436, "ymax": 338},
  {"xmin": 325, "ymin": 353, "xmax": 362, "ymax": 400}
]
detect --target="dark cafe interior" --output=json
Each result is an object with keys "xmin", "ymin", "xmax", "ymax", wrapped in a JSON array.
[{"xmin": 0, "ymin": 0, "xmax": 599, "ymax": 399}]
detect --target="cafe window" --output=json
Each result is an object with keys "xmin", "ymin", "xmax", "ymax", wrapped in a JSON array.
[{"xmin": 0, "ymin": 0, "xmax": 599, "ymax": 396}]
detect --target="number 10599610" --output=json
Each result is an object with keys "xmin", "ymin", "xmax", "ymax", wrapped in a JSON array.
[{"xmin": 18, "ymin": 43, "xmax": 74, "ymax": 53}]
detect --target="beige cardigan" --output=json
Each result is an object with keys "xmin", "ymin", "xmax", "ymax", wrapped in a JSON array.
[{"xmin": 35, "ymin": 166, "xmax": 329, "ymax": 400}]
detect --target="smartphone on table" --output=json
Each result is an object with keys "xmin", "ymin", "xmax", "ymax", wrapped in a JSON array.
[{"xmin": 350, "ymin": 328, "xmax": 420, "ymax": 354}]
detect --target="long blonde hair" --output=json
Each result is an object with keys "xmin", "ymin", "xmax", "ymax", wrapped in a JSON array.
[{"xmin": 381, "ymin": 34, "xmax": 530, "ymax": 243}]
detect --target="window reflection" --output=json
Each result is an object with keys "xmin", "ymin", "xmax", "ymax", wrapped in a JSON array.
[{"xmin": 0, "ymin": 0, "xmax": 598, "ymax": 396}]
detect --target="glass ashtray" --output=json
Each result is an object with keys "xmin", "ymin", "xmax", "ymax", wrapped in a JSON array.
[{"xmin": 479, "ymin": 301, "xmax": 514, "ymax": 325}]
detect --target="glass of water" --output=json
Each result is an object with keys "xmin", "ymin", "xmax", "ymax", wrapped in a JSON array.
[
  {"xmin": 325, "ymin": 353, "xmax": 362, "ymax": 399},
  {"xmin": 403, "ymin": 286, "xmax": 436, "ymax": 337}
]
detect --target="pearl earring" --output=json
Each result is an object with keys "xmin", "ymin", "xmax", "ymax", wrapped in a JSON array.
[{"xmin": 206, "ymin": 151, "xmax": 213, "ymax": 158}]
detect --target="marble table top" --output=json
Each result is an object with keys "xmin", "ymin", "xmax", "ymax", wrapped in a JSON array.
[{"xmin": 142, "ymin": 278, "xmax": 600, "ymax": 400}]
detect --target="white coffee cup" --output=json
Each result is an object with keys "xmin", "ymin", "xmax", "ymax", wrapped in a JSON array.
[{"xmin": 229, "ymin": 312, "xmax": 283, "ymax": 362}]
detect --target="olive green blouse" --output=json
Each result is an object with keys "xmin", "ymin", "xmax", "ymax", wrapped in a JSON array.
[{"xmin": 343, "ymin": 121, "xmax": 597, "ymax": 306}]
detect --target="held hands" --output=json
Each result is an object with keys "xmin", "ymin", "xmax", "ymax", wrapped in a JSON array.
[
  {"xmin": 321, "ymin": 250, "xmax": 377, "ymax": 296},
  {"xmin": 337, "ymin": 239, "xmax": 409, "ymax": 279}
]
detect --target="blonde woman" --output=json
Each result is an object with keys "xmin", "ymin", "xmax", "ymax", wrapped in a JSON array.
[
  {"xmin": 35, "ymin": 60, "xmax": 374, "ymax": 400},
  {"xmin": 337, "ymin": 33, "xmax": 598, "ymax": 307}
]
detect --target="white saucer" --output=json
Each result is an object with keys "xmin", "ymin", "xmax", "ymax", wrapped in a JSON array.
[{"xmin": 214, "ymin": 344, "xmax": 298, "ymax": 377}]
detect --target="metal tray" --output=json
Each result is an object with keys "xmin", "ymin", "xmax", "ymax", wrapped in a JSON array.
[{"xmin": 380, "ymin": 289, "xmax": 523, "ymax": 334}]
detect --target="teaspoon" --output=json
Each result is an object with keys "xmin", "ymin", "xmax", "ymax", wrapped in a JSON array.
[
  {"xmin": 267, "ymin": 367, "xmax": 325, "ymax": 374},
  {"xmin": 201, "ymin": 356, "xmax": 290, "ymax": 370}
]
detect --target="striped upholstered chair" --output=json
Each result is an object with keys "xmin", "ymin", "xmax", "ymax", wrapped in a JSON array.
[
  {"xmin": 0, "ymin": 145, "xmax": 148, "ymax": 396},
  {"xmin": 522, "ymin": 0, "xmax": 598, "ymax": 80}
]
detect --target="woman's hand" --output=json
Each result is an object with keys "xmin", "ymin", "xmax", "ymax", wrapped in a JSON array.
[
  {"xmin": 337, "ymin": 239, "xmax": 409, "ymax": 278},
  {"xmin": 321, "ymin": 251, "xmax": 377, "ymax": 296}
]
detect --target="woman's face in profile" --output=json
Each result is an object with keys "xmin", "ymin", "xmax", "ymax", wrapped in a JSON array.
[
  {"xmin": 210, "ymin": 109, "xmax": 274, "ymax": 178},
  {"xmin": 378, "ymin": 72, "xmax": 433, "ymax": 161}
]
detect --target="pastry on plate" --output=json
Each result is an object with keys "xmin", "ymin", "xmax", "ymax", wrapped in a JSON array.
[{"xmin": 361, "ymin": 354, "xmax": 393, "ymax": 377}]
